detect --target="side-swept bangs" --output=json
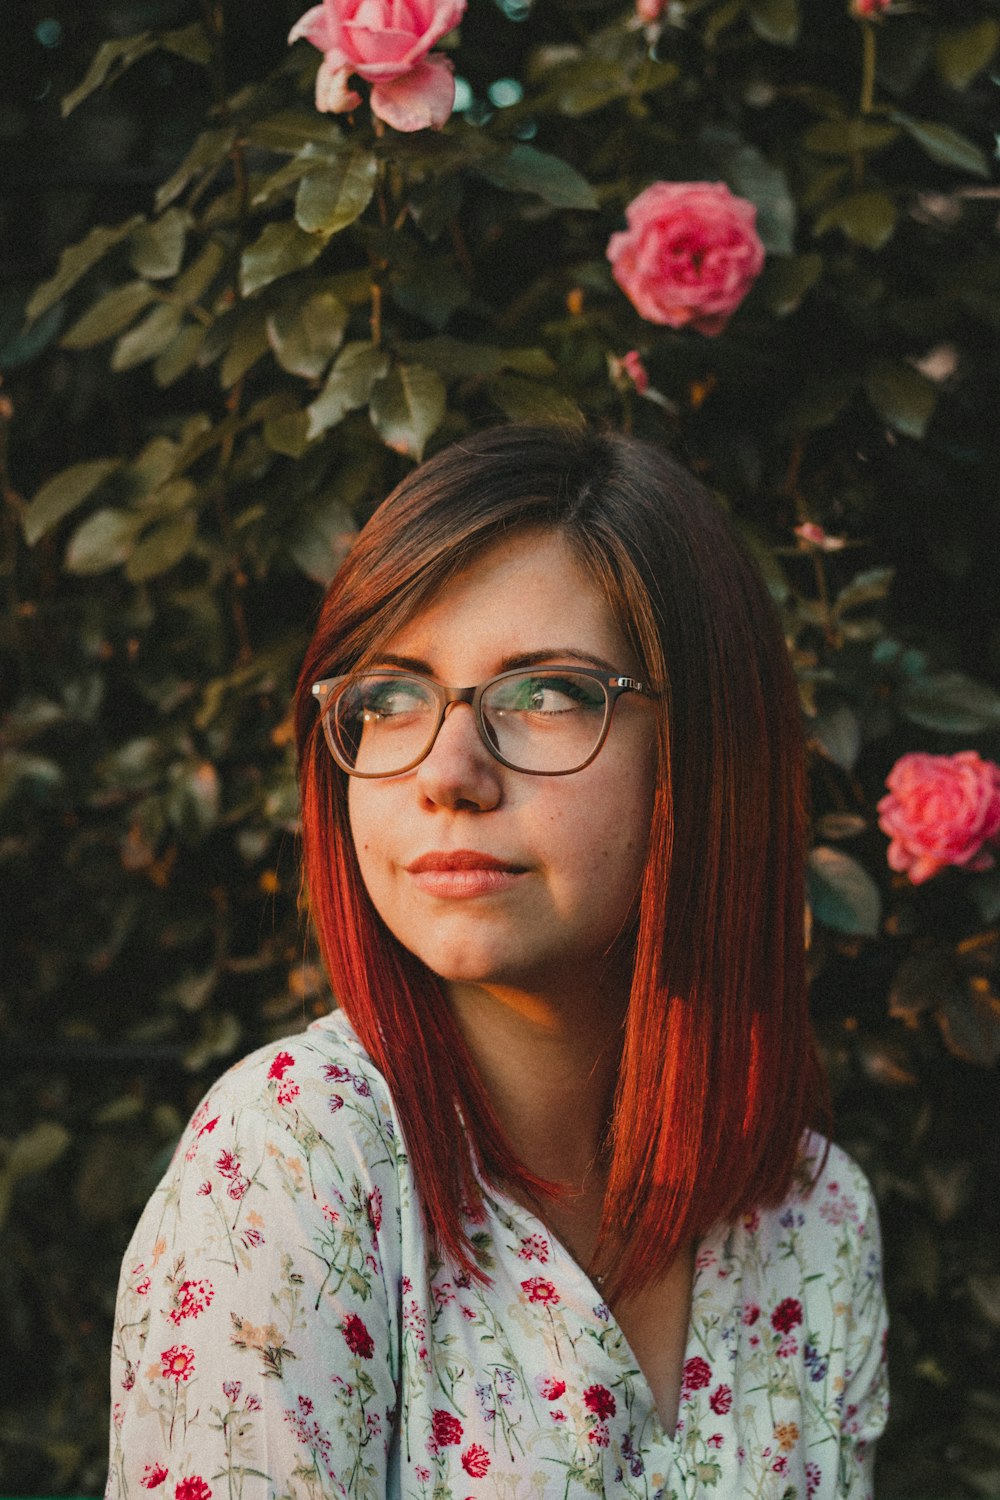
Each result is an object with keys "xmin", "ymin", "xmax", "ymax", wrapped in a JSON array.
[{"xmin": 295, "ymin": 424, "xmax": 824, "ymax": 1295}]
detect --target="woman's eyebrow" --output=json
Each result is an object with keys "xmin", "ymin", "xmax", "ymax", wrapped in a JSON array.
[{"xmin": 369, "ymin": 648, "xmax": 621, "ymax": 676}]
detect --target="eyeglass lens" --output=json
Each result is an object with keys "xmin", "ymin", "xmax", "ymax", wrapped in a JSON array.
[{"xmin": 329, "ymin": 671, "xmax": 609, "ymax": 775}]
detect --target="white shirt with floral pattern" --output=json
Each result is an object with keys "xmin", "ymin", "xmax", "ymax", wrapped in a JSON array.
[{"xmin": 107, "ymin": 1010, "xmax": 889, "ymax": 1500}]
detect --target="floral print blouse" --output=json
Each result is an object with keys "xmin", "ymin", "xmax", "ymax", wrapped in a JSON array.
[{"xmin": 107, "ymin": 1010, "xmax": 889, "ymax": 1500}]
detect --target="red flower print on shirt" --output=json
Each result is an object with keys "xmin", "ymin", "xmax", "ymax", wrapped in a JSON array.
[
  {"xmin": 709, "ymin": 1384, "xmax": 732, "ymax": 1415},
  {"xmin": 222, "ymin": 1380, "xmax": 241, "ymax": 1403},
  {"xmin": 169, "ymin": 1279, "xmax": 214, "ymax": 1325},
  {"xmin": 681, "ymin": 1356, "xmax": 712, "ymax": 1393},
  {"xmin": 587, "ymin": 1422, "xmax": 610, "ymax": 1447},
  {"xmin": 430, "ymin": 1409, "xmax": 463, "ymax": 1447},
  {"xmin": 368, "ymin": 1187, "xmax": 383, "ymax": 1232},
  {"xmin": 771, "ymin": 1297, "xmax": 803, "ymax": 1333},
  {"xmin": 343, "ymin": 1313, "xmax": 375, "ymax": 1359},
  {"xmin": 520, "ymin": 1277, "xmax": 559, "ymax": 1305},
  {"xmin": 141, "ymin": 1464, "xmax": 168, "ymax": 1488},
  {"xmin": 461, "ymin": 1444, "xmax": 490, "ymax": 1478},
  {"xmin": 583, "ymin": 1384, "xmax": 617, "ymax": 1420},
  {"xmin": 268, "ymin": 1051, "xmax": 295, "ymax": 1080},
  {"xmin": 174, "ymin": 1479, "xmax": 211, "ymax": 1500},
  {"xmin": 324, "ymin": 1063, "xmax": 351, "ymax": 1082},
  {"xmin": 276, "ymin": 1080, "xmax": 300, "ymax": 1106},
  {"xmin": 517, "ymin": 1233, "xmax": 550, "ymax": 1263},
  {"xmin": 708, "ymin": 1433, "xmax": 724, "ymax": 1450},
  {"xmin": 742, "ymin": 1302, "xmax": 760, "ymax": 1326},
  {"xmin": 535, "ymin": 1375, "xmax": 566, "ymax": 1400},
  {"xmin": 161, "ymin": 1346, "xmax": 195, "ymax": 1383}
]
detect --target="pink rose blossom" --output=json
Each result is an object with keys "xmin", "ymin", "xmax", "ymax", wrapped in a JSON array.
[
  {"xmin": 637, "ymin": 0, "xmax": 668, "ymax": 23},
  {"xmin": 878, "ymin": 750, "xmax": 1000, "ymax": 884},
  {"xmin": 607, "ymin": 181, "xmax": 765, "ymax": 336},
  {"xmin": 851, "ymin": 0, "xmax": 890, "ymax": 16},
  {"xmin": 289, "ymin": 0, "xmax": 466, "ymax": 132},
  {"xmin": 794, "ymin": 521, "xmax": 847, "ymax": 552},
  {"xmin": 535, "ymin": 1375, "xmax": 566, "ymax": 1400}
]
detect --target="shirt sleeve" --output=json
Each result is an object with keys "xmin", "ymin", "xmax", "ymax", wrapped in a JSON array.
[
  {"xmin": 105, "ymin": 1038, "xmax": 401, "ymax": 1500},
  {"xmin": 836, "ymin": 1169, "xmax": 890, "ymax": 1500}
]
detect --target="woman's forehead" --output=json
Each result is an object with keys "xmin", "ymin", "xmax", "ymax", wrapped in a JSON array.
[{"xmin": 374, "ymin": 529, "xmax": 638, "ymax": 675}]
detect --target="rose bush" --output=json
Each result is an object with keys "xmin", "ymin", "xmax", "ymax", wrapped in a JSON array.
[
  {"xmin": 288, "ymin": 0, "xmax": 465, "ymax": 132},
  {"xmin": 877, "ymin": 751, "xmax": 1000, "ymax": 884},
  {"xmin": 606, "ymin": 181, "xmax": 765, "ymax": 336}
]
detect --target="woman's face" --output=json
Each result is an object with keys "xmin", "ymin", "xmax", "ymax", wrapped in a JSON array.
[{"xmin": 347, "ymin": 528, "xmax": 657, "ymax": 1008}]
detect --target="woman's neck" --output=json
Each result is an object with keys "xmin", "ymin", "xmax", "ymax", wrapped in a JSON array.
[{"xmin": 445, "ymin": 976, "xmax": 626, "ymax": 1189}]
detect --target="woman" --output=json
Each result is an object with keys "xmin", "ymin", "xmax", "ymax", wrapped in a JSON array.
[{"xmin": 107, "ymin": 424, "xmax": 888, "ymax": 1500}]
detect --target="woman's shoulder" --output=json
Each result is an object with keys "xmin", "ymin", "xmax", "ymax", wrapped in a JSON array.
[
  {"xmin": 738, "ymin": 1130, "xmax": 882, "ymax": 1277},
  {"xmin": 167, "ymin": 1008, "xmax": 404, "ymax": 1182}
]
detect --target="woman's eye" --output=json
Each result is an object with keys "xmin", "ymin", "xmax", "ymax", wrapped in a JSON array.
[
  {"xmin": 503, "ymin": 675, "xmax": 601, "ymax": 713},
  {"xmin": 358, "ymin": 679, "xmax": 428, "ymax": 718}
]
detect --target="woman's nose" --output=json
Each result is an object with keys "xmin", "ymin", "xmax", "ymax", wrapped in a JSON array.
[{"xmin": 413, "ymin": 701, "xmax": 502, "ymax": 811}]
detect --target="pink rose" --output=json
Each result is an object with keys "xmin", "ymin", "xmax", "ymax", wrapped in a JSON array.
[
  {"xmin": 851, "ymin": 0, "xmax": 890, "ymax": 16},
  {"xmin": 606, "ymin": 181, "xmax": 765, "ymax": 336},
  {"xmin": 637, "ymin": 0, "xmax": 668, "ymax": 19},
  {"xmin": 289, "ymin": 0, "xmax": 465, "ymax": 132},
  {"xmin": 877, "ymin": 750, "xmax": 1000, "ymax": 884}
]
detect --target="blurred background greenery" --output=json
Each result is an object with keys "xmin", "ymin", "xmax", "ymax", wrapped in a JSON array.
[{"xmin": 1, "ymin": 0, "xmax": 999, "ymax": 1493}]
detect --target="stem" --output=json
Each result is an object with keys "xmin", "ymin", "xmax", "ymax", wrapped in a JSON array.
[{"xmin": 860, "ymin": 22, "xmax": 877, "ymax": 116}]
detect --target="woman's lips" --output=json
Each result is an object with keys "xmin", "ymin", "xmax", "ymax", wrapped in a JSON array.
[{"xmin": 405, "ymin": 850, "xmax": 527, "ymax": 898}]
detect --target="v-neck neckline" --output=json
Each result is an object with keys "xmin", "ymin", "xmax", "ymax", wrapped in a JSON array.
[{"xmin": 478, "ymin": 1171, "xmax": 724, "ymax": 1455}]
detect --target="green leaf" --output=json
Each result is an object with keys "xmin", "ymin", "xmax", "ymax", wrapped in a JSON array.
[
  {"xmin": 864, "ymin": 358, "xmax": 937, "ymax": 439},
  {"xmin": 61, "ymin": 33, "xmax": 158, "ymax": 117},
  {"xmin": 814, "ymin": 191, "xmax": 897, "ymax": 250},
  {"xmin": 219, "ymin": 310, "xmax": 270, "ymax": 388},
  {"xmin": 897, "ymin": 671, "xmax": 1000, "ymax": 734},
  {"xmin": 488, "ymin": 375, "xmax": 585, "ymax": 426},
  {"xmin": 834, "ymin": 566, "xmax": 894, "ymax": 615},
  {"xmin": 294, "ymin": 150, "xmax": 378, "ymax": 235},
  {"xmin": 155, "ymin": 127, "xmax": 236, "ymax": 214},
  {"xmin": 473, "ymin": 146, "xmax": 598, "ymax": 211},
  {"xmin": 264, "ymin": 409, "xmax": 312, "ymax": 458},
  {"xmin": 937, "ymin": 985, "xmax": 1000, "ymax": 1069},
  {"xmin": 159, "ymin": 20, "xmax": 212, "ymax": 67},
  {"xmin": 240, "ymin": 223, "xmax": 326, "ymax": 298},
  {"xmin": 807, "ymin": 846, "xmax": 881, "ymax": 938},
  {"xmin": 125, "ymin": 513, "xmax": 198, "ymax": 582},
  {"xmin": 747, "ymin": 0, "xmax": 800, "ymax": 46},
  {"xmin": 369, "ymin": 363, "xmax": 447, "ymax": 462},
  {"xmin": 894, "ymin": 115, "xmax": 990, "ymax": 178},
  {"xmin": 306, "ymin": 342, "xmax": 390, "ymax": 439},
  {"xmin": 811, "ymin": 705, "xmax": 861, "ymax": 771},
  {"xmin": 60, "ymin": 280, "xmax": 158, "ymax": 349},
  {"xmin": 762, "ymin": 253, "xmax": 823, "ymax": 316},
  {"xmin": 394, "ymin": 337, "xmax": 555, "ymax": 379},
  {"xmin": 22, "ymin": 458, "xmax": 122, "ymax": 545},
  {"xmin": 267, "ymin": 291, "xmax": 347, "ymax": 378},
  {"xmin": 26, "ymin": 217, "xmax": 143, "ymax": 322},
  {"xmin": 936, "ymin": 20, "xmax": 1000, "ymax": 90},
  {"xmin": 111, "ymin": 303, "xmax": 183, "ymax": 371},
  {"xmin": 64, "ymin": 508, "xmax": 143, "ymax": 574},
  {"xmin": 244, "ymin": 111, "xmax": 345, "ymax": 155},
  {"xmin": 390, "ymin": 260, "xmax": 470, "ymax": 332},
  {"xmin": 153, "ymin": 322, "xmax": 206, "ymax": 387},
  {"xmin": 0, "ymin": 1123, "xmax": 72, "ymax": 1230},
  {"xmin": 804, "ymin": 119, "xmax": 900, "ymax": 156},
  {"xmin": 174, "ymin": 237, "xmax": 228, "ymax": 305},
  {"xmin": 130, "ymin": 208, "xmax": 189, "ymax": 280}
]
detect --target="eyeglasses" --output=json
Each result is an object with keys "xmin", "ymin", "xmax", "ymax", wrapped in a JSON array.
[{"xmin": 311, "ymin": 666, "xmax": 650, "ymax": 778}]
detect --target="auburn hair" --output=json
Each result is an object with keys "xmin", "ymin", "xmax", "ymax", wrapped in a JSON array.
[{"xmin": 294, "ymin": 423, "xmax": 825, "ymax": 1297}]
